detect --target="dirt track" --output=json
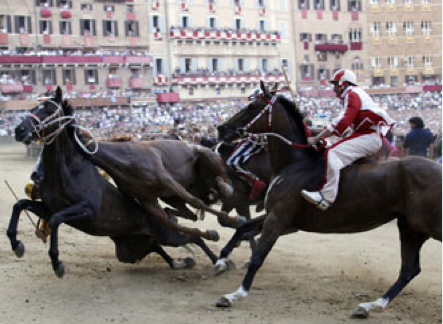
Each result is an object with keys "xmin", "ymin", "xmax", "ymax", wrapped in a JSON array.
[{"xmin": 0, "ymin": 143, "xmax": 441, "ymax": 324}]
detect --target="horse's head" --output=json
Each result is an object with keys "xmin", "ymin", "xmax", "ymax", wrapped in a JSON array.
[
  {"xmin": 15, "ymin": 86, "xmax": 73, "ymax": 145},
  {"xmin": 218, "ymin": 80, "xmax": 277, "ymax": 142}
]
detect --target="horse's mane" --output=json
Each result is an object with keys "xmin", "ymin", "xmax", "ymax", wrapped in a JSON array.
[
  {"xmin": 277, "ymin": 95, "xmax": 308, "ymax": 143},
  {"xmin": 61, "ymin": 99, "xmax": 74, "ymax": 116}
]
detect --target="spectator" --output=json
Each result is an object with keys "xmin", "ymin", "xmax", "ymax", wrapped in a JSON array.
[
  {"xmin": 403, "ymin": 117, "xmax": 434, "ymax": 158},
  {"xmin": 390, "ymin": 135, "xmax": 405, "ymax": 158}
]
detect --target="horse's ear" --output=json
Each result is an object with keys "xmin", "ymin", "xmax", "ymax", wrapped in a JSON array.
[
  {"xmin": 260, "ymin": 80, "xmax": 269, "ymax": 97},
  {"xmin": 54, "ymin": 86, "xmax": 63, "ymax": 103}
]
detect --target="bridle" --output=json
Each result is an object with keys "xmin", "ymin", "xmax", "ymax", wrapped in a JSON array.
[
  {"xmin": 237, "ymin": 94, "xmax": 326, "ymax": 151},
  {"xmin": 28, "ymin": 99, "xmax": 98, "ymax": 154}
]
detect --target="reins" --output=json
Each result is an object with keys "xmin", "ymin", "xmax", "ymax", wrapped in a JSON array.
[
  {"xmin": 30, "ymin": 99, "xmax": 99, "ymax": 154},
  {"xmin": 239, "ymin": 94, "xmax": 326, "ymax": 152}
]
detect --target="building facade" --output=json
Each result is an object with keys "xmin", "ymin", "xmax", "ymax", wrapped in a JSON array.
[
  {"xmin": 0, "ymin": 0, "xmax": 440, "ymax": 104},
  {"xmin": 367, "ymin": 0, "xmax": 442, "ymax": 86}
]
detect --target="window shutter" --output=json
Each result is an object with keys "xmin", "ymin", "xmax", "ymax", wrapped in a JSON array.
[
  {"xmin": 160, "ymin": 16, "xmax": 165, "ymax": 33},
  {"xmin": 114, "ymin": 21, "xmax": 118, "ymax": 36},
  {"xmin": 102, "ymin": 20, "xmax": 107, "ymax": 36},
  {"xmin": 7, "ymin": 16, "xmax": 11, "ymax": 33},
  {"xmin": 27, "ymin": 17, "xmax": 32, "ymax": 33},
  {"xmin": 180, "ymin": 58, "xmax": 186, "ymax": 73},
  {"xmin": 92, "ymin": 20, "xmax": 96, "ymax": 35},
  {"xmin": 245, "ymin": 59, "xmax": 249, "ymax": 72},
  {"xmin": 189, "ymin": 16, "xmax": 193, "ymax": 28}
]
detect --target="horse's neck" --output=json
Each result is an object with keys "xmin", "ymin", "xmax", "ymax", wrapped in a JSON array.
[
  {"xmin": 267, "ymin": 109, "xmax": 310, "ymax": 174},
  {"xmin": 42, "ymin": 128, "xmax": 78, "ymax": 180}
]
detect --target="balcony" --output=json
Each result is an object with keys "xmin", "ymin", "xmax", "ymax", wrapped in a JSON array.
[
  {"xmin": 169, "ymin": 27, "xmax": 281, "ymax": 44},
  {"xmin": 1, "ymin": 84, "xmax": 24, "ymax": 94},
  {"xmin": 126, "ymin": 56, "xmax": 153, "ymax": 64},
  {"xmin": 154, "ymin": 75, "xmax": 169, "ymax": 86},
  {"xmin": 41, "ymin": 9, "xmax": 52, "ymax": 18},
  {"xmin": 171, "ymin": 72, "xmax": 285, "ymax": 86},
  {"xmin": 351, "ymin": 11, "xmax": 359, "ymax": 21},
  {"xmin": 61, "ymin": 10, "xmax": 71, "ymax": 19},
  {"xmin": 0, "ymin": 55, "xmax": 42, "ymax": 63},
  {"xmin": 127, "ymin": 12, "xmax": 136, "ymax": 20},
  {"xmin": 350, "ymin": 42, "xmax": 362, "ymax": 50},
  {"xmin": 314, "ymin": 43, "xmax": 348, "ymax": 52},
  {"xmin": 129, "ymin": 77, "xmax": 143, "ymax": 89},
  {"xmin": 106, "ymin": 76, "xmax": 122, "ymax": 88},
  {"xmin": 157, "ymin": 93, "xmax": 179, "ymax": 103},
  {"xmin": 41, "ymin": 55, "xmax": 102, "ymax": 64}
]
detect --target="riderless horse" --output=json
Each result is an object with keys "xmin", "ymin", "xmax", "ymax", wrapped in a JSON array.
[
  {"xmin": 10, "ymin": 87, "xmax": 218, "ymax": 277},
  {"xmin": 214, "ymin": 81, "xmax": 441, "ymax": 318}
]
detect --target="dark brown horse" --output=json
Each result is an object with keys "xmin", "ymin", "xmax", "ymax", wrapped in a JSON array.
[
  {"xmin": 10, "ymin": 87, "xmax": 218, "ymax": 277},
  {"xmin": 214, "ymin": 81, "xmax": 441, "ymax": 318},
  {"xmin": 82, "ymin": 138, "xmax": 245, "ymax": 242}
]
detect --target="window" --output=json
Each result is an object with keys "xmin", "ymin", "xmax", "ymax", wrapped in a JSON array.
[
  {"xmin": 387, "ymin": 56, "xmax": 399, "ymax": 68},
  {"xmin": 184, "ymin": 58, "xmax": 192, "ymax": 73},
  {"xmin": 0, "ymin": 15, "xmax": 12, "ymax": 33},
  {"xmin": 181, "ymin": 16, "xmax": 189, "ymax": 28},
  {"xmin": 315, "ymin": 33, "xmax": 327, "ymax": 43},
  {"xmin": 348, "ymin": 0, "xmax": 361, "ymax": 11},
  {"xmin": 317, "ymin": 52, "xmax": 327, "ymax": 61},
  {"xmin": 371, "ymin": 57, "xmax": 382, "ymax": 69},
  {"xmin": 390, "ymin": 76, "xmax": 397, "ymax": 86},
  {"xmin": 155, "ymin": 58, "xmax": 163, "ymax": 75},
  {"xmin": 60, "ymin": 21, "xmax": 71, "ymax": 34},
  {"xmin": 403, "ymin": 0, "xmax": 413, "ymax": 4},
  {"xmin": 81, "ymin": 4, "xmax": 93, "ymax": 11},
  {"xmin": 403, "ymin": 21, "xmax": 414, "ymax": 36},
  {"xmin": 259, "ymin": 20, "xmax": 266, "ymax": 32},
  {"xmin": 331, "ymin": 34, "xmax": 343, "ymax": 43},
  {"xmin": 42, "ymin": 69, "xmax": 56, "ymax": 85},
  {"xmin": 300, "ymin": 33, "xmax": 312, "ymax": 42},
  {"xmin": 421, "ymin": 21, "xmax": 432, "ymax": 35},
  {"xmin": 152, "ymin": 15, "xmax": 160, "ymax": 32},
  {"xmin": 36, "ymin": 0, "xmax": 53, "ymax": 7},
  {"xmin": 261, "ymin": 58, "xmax": 269, "ymax": 72},
  {"xmin": 125, "ymin": 21, "xmax": 139, "ymax": 36},
  {"xmin": 211, "ymin": 58, "xmax": 219, "ymax": 72},
  {"xmin": 237, "ymin": 58, "xmax": 245, "ymax": 72},
  {"xmin": 39, "ymin": 20, "xmax": 52, "ymax": 34},
  {"xmin": 298, "ymin": 0, "xmax": 310, "ymax": 9},
  {"xmin": 80, "ymin": 19, "xmax": 96, "ymax": 36},
  {"xmin": 103, "ymin": 20, "xmax": 118, "ymax": 37},
  {"xmin": 422, "ymin": 55, "xmax": 432, "ymax": 67},
  {"xmin": 209, "ymin": 17, "xmax": 217, "ymax": 28},
  {"xmin": 300, "ymin": 64, "xmax": 313, "ymax": 80},
  {"xmin": 370, "ymin": 22, "xmax": 381, "ymax": 37},
  {"xmin": 314, "ymin": 0, "xmax": 324, "ymax": 9},
  {"xmin": 387, "ymin": 0, "xmax": 396, "ymax": 4},
  {"xmin": 62, "ymin": 68, "xmax": 75, "ymax": 85},
  {"xmin": 421, "ymin": 0, "xmax": 429, "ymax": 3},
  {"xmin": 104, "ymin": 5, "xmax": 114, "ymax": 12},
  {"xmin": 258, "ymin": 0, "xmax": 265, "ymax": 6},
  {"xmin": 234, "ymin": 18, "xmax": 242, "ymax": 30},
  {"xmin": 20, "ymin": 70, "xmax": 36, "ymax": 84},
  {"xmin": 317, "ymin": 68, "xmax": 329, "ymax": 80},
  {"xmin": 126, "ymin": 4, "xmax": 134, "ymax": 13},
  {"xmin": 14, "ymin": 16, "xmax": 32, "ymax": 34},
  {"xmin": 386, "ymin": 22, "xmax": 397, "ymax": 36},
  {"xmin": 404, "ymin": 56, "xmax": 415, "ymax": 67},
  {"xmin": 349, "ymin": 28, "xmax": 362, "ymax": 42},
  {"xmin": 369, "ymin": 0, "xmax": 379, "ymax": 4},
  {"xmin": 57, "ymin": 0, "xmax": 72, "ymax": 8},
  {"xmin": 330, "ymin": 0, "xmax": 340, "ymax": 10},
  {"xmin": 84, "ymin": 69, "xmax": 98, "ymax": 84}
]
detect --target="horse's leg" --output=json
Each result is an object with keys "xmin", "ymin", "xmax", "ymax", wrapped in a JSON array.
[
  {"xmin": 162, "ymin": 197, "xmax": 198, "ymax": 221},
  {"xmin": 48, "ymin": 202, "xmax": 94, "ymax": 278},
  {"xmin": 235, "ymin": 204, "xmax": 259, "ymax": 252},
  {"xmin": 216, "ymin": 212, "xmax": 283, "ymax": 307},
  {"xmin": 152, "ymin": 243, "xmax": 196, "ymax": 269},
  {"xmin": 214, "ymin": 215, "xmax": 266, "ymax": 276},
  {"xmin": 7, "ymin": 199, "xmax": 51, "ymax": 258},
  {"xmin": 157, "ymin": 175, "xmax": 245, "ymax": 228},
  {"xmin": 142, "ymin": 200, "xmax": 220, "ymax": 242},
  {"xmin": 353, "ymin": 217, "xmax": 429, "ymax": 318}
]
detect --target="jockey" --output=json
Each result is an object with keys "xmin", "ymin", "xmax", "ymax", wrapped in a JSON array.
[
  {"xmin": 226, "ymin": 89, "xmax": 267, "ymax": 200},
  {"xmin": 301, "ymin": 69, "xmax": 394, "ymax": 211}
]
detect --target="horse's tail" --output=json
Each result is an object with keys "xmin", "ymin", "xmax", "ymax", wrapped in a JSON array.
[{"xmin": 195, "ymin": 145, "xmax": 233, "ymax": 198}]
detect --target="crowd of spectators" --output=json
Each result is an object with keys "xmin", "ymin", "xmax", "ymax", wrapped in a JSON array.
[{"xmin": 0, "ymin": 88, "xmax": 441, "ymax": 159}]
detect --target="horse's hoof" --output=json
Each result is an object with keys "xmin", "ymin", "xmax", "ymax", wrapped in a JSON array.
[
  {"xmin": 216, "ymin": 296, "xmax": 232, "ymax": 308},
  {"xmin": 183, "ymin": 257, "xmax": 196, "ymax": 268},
  {"xmin": 214, "ymin": 259, "xmax": 236, "ymax": 276},
  {"xmin": 352, "ymin": 306, "xmax": 369, "ymax": 319},
  {"xmin": 206, "ymin": 230, "xmax": 220, "ymax": 242},
  {"xmin": 236, "ymin": 216, "xmax": 247, "ymax": 227},
  {"xmin": 14, "ymin": 242, "xmax": 25, "ymax": 258},
  {"xmin": 54, "ymin": 262, "xmax": 65, "ymax": 278}
]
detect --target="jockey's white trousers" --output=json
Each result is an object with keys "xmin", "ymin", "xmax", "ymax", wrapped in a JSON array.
[{"xmin": 320, "ymin": 131, "xmax": 382, "ymax": 203}]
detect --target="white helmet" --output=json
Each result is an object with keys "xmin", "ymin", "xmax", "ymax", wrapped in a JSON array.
[{"xmin": 330, "ymin": 69, "xmax": 358, "ymax": 86}]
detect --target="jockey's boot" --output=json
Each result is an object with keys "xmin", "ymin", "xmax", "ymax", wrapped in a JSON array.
[
  {"xmin": 249, "ymin": 179, "xmax": 266, "ymax": 201},
  {"xmin": 301, "ymin": 190, "xmax": 331, "ymax": 211}
]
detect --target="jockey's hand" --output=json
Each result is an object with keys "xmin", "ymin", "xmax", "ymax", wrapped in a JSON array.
[{"xmin": 307, "ymin": 137, "xmax": 320, "ymax": 146}]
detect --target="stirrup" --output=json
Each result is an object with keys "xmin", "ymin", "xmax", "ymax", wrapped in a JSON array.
[{"xmin": 316, "ymin": 197, "xmax": 331, "ymax": 211}]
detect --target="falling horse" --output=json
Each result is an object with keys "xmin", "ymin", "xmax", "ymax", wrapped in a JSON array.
[
  {"xmin": 9, "ymin": 87, "xmax": 218, "ymax": 277},
  {"xmin": 214, "ymin": 81, "xmax": 441, "ymax": 318}
]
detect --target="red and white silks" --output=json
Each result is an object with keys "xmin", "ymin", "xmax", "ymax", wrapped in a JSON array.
[
  {"xmin": 209, "ymin": 2, "xmax": 216, "ymax": 12},
  {"xmin": 320, "ymin": 86, "xmax": 394, "ymax": 203},
  {"xmin": 151, "ymin": 1, "xmax": 160, "ymax": 10},
  {"xmin": 182, "ymin": 0, "xmax": 189, "ymax": 11},
  {"xmin": 259, "ymin": 6, "xmax": 266, "ymax": 15},
  {"xmin": 235, "ymin": 5, "xmax": 242, "ymax": 14}
]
